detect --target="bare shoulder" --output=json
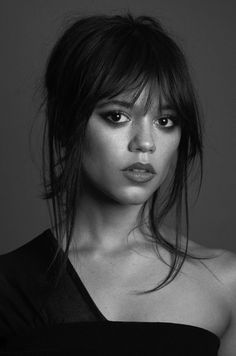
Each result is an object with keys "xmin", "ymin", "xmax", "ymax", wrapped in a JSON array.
[
  {"xmin": 204, "ymin": 247, "xmax": 236, "ymax": 356},
  {"xmin": 158, "ymin": 224, "xmax": 236, "ymax": 291},
  {"xmin": 159, "ymin": 224, "xmax": 225, "ymax": 260},
  {"xmin": 184, "ymin": 234, "xmax": 236, "ymax": 290},
  {"xmin": 208, "ymin": 246, "xmax": 236, "ymax": 311},
  {"xmin": 192, "ymin": 240, "xmax": 236, "ymax": 288},
  {"xmin": 190, "ymin": 242, "xmax": 236, "ymax": 355},
  {"xmin": 212, "ymin": 248, "xmax": 236, "ymax": 285},
  {"xmin": 158, "ymin": 225, "xmax": 236, "ymax": 353},
  {"xmin": 160, "ymin": 224, "xmax": 236, "ymax": 305},
  {"xmin": 183, "ymin": 237, "xmax": 236, "ymax": 353}
]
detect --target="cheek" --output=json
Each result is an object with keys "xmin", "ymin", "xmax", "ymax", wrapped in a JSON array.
[
  {"xmin": 156, "ymin": 131, "xmax": 181, "ymax": 178},
  {"xmin": 82, "ymin": 120, "xmax": 124, "ymax": 174},
  {"xmin": 165, "ymin": 135, "xmax": 180, "ymax": 163}
]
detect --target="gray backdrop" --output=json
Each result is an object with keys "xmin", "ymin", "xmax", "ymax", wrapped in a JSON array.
[{"xmin": 0, "ymin": 0, "xmax": 235, "ymax": 253}]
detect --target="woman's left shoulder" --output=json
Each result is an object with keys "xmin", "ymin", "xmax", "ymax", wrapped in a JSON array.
[
  {"xmin": 193, "ymin": 241, "xmax": 236, "ymax": 288},
  {"xmin": 203, "ymin": 247, "xmax": 236, "ymax": 356},
  {"xmin": 212, "ymin": 247, "xmax": 236, "ymax": 298},
  {"xmin": 199, "ymin": 245, "xmax": 236, "ymax": 287}
]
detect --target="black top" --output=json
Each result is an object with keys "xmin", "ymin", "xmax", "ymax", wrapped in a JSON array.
[{"xmin": 0, "ymin": 229, "xmax": 221, "ymax": 355}]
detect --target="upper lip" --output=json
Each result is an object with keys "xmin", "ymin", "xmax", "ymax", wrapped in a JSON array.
[{"xmin": 122, "ymin": 162, "xmax": 156, "ymax": 173}]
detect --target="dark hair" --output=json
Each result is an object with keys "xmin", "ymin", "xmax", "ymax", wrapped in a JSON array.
[{"xmin": 37, "ymin": 12, "xmax": 217, "ymax": 294}]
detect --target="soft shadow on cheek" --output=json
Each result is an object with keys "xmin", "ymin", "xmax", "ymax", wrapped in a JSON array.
[
  {"xmin": 163, "ymin": 133, "xmax": 181, "ymax": 178},
  {"xmin": 171, "ymin": 131, "xmax": 181, "ymax": 163},
  {"xmin": 82, "ymin": 128, "xmax": 100, "ymax": 162},
  {"xmin": 82, "ymin": 126, "xmax": 110, "ymax": 171},
  {"xmin": 158, "ymin": 148, "xmax": 179, "ymax": 191},
  {"xmin": 169, "ymin": 150, "xmax": 178, "ymax": 172},
  {"xmin": 84, "ymin": 118, "xmax": 109, "ymax": 152}
]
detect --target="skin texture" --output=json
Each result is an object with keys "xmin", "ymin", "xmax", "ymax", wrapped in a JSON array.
[
  {"xmin": 83, "ymin": 89, "xmax": 180, "ymax": 205},
  {"xmin": 71, "ymin": 85, "xmax": 181, "ymax": 254},
  {"xmin": 56, "ymin": 87, "xmax": 236, "ymax": 355}
]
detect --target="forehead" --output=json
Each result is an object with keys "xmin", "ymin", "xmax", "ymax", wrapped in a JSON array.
[{"xmin": 97, "ymin": 85, "xmax": 171, "ymax": 112}]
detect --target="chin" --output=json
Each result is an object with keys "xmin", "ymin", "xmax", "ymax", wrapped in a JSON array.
[{"xmin": 112, "ymin": 187, "xmax": 154, "ymax": 205}]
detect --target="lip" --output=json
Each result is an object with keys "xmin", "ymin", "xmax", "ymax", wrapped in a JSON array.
[
  {"xmin": 122, "ymin": 162, "xmax": 156, "ymax": 174},
  {"xmin": 122, "ymin": 170, "xmax": 155, "ymax": 183}
]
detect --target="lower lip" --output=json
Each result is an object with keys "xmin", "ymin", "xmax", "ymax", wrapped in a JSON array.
[{"xmin": 122, "ymin": 170, "xmax": 155, "ymax": 183}]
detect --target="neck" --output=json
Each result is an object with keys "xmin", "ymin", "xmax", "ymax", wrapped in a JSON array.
[{"xmin": 67, "ymin": 182, "xmax": 151, "ymax": 256}]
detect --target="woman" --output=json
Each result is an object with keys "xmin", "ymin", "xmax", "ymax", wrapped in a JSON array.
[{"xmin": 0, "ymin": 12, "xmax": 235, "ymax": 355}]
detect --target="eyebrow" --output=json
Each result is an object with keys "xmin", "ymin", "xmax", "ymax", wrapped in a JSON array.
[
  {"xmin": 95, "ymin": 99, "xmax": 175, "ymax": 111},
  {"xmin": 96, "ymin": 100, "xmax": 134, "ymax": 109}
]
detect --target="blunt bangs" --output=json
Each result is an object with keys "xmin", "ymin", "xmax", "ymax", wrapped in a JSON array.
[
  {"xmin": 46, "ymin": 14, "xmax": 200, "ymax": 152},
  {"xmin": 76, "ymin": 17, "xmax": 197, "ymax": 134},
  {"xmin": 82, "ymin": 20, "xmax": 202, "ymax": 175}
]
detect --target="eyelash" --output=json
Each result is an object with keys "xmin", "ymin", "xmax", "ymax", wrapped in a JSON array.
[{"xmin": 100, "ymin": 110, "xmax": 179, "ymax": 129}]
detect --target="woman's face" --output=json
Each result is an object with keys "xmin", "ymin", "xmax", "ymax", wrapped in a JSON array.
[{"xmin": 81, "ymin": 86, "xmax": 181, "ymax": 205}]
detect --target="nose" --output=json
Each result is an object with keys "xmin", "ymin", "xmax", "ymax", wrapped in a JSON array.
[{"xmin": 128, "ymin": 119, "xmax": 156, "ymax": 153}]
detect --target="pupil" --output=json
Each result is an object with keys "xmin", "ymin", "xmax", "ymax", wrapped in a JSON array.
[
  {"xmin": 112, "ymin": 113, "xmax": 120, "ymax": 121},
  {"xmin": 160, "ymin": 118, "xmax": 167, "ymax": 125}
]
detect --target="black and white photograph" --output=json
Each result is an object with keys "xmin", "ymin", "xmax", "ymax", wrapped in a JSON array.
[{"xmin": 0, "ymin": 1, "xmax": 235, "ymax": 355}]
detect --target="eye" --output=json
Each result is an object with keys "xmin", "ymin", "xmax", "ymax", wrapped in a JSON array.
[
  {"xmin": 100, "ymin": 111, "xmax": 130, "ymax": 124},
  {"xmin": 155, "ymin": 115, "xmax": 178, "ymax": 129}
]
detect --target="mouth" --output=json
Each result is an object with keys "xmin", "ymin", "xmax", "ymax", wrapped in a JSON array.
[
  {"xmin": 122, "ymin": 162, "xmax": 156, "ymax": 174},
  {"xmin": 126, "ymin": 168, "xmax": 151, "ymax": 173},
  {"xmin": 122, "ymin": 169, "xmax": 155, "ymax": 183}
]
